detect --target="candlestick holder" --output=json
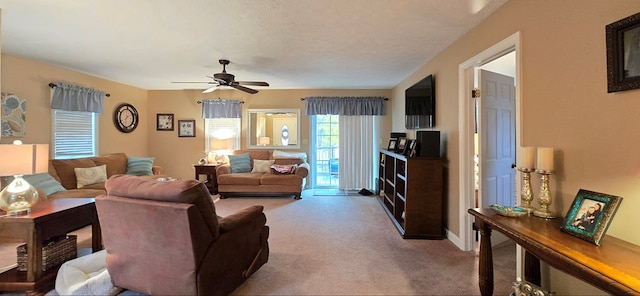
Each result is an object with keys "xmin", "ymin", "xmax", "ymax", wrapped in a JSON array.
[
  {"xmin": 533, "ymin": 170, "xmax": 556, "ymax": 218},
  {"xmin": 517, "ymin": 167, "xmax": 536, "ymax": 213}
]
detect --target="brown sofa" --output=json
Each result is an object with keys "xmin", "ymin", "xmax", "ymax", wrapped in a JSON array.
[
  {"xmin": 216, "ymin": 150, "xmax": 309, "ymax": 199},
  {"xmin": 46, "ymin": 153, "xmax": 164, "ymax": 199},
  {"xmin": 96, "ymin": 175, "xmax": 269, "ymax": 295}
]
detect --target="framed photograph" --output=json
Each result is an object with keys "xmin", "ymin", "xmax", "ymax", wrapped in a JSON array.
[
  {"xmin": 178, "ymin": 120, "xmax": 196, "ymax": 137},
  {"xmin": 407, "ymin": 139, "xmax": 417, "ymax": 156},
  {"xmin": 560, "ymin": 189, "xmax": 623, "ymax": 246},
  {"xmin": 156, "ymin": 113, "xmax": 174, "ymax": 131},
  {"xmin": 606, "ymin": 12, "xmax": 640, "ymax": 93},
  {"xmin": 396, "ymin": 137, "xmax": 407, "ymax": 154},
  {"xmin": 387, "ymin": 139, "xmax": 397, "ymax": 151}
]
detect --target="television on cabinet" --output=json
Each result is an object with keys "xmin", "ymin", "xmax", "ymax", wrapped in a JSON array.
[{"xmin": 405, "ymin": 74, "xmax": 435, "ymax": 129}]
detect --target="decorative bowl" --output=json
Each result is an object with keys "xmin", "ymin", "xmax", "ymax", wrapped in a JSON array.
[{"xmin": 490, "ymin": 204, "xmax": 529, "ymax": 217}]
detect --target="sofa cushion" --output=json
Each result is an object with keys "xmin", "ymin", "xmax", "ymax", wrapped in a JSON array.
[
  {"xmin": 260, "ymin": 173, "xmax": 303, "ymax": 186},
  {"xmin": 251, "ymin": 159, "xmax": 275, "ymax": 173},
  {"xmin": 126, "ymin": 157, "xmax": 155, "ymax": 176},
  {"xmin": 1, "ymin": 173, "xmax": 67, "ymax": 197},
  {"xmin": 75, "ymin": 165, "xmax": 108, "ymax": 188},
  {"xmin": 104, "ymin": 175, "xmax": 220, "ymax": 239},
  {"xmin": 233, "ymin": 150, "xmax": 271, "ymax": 161},
  {"xmin": 50, "ymin": 158, "xmax": 97, "ymax": 189},
  {"xmin": 217, "ymin": 173, "xmax": 262, "ymax": 186},
  {"xmin": 273, "ymin": 150, "xmax": 307, "ymax": 162},
  {"xmin": 90, "ymin": 153, "xmax": 128, "ymax": 177},
  {"xmin": 228, "ymin": 153, "xmax": 252, "ymax": 173}
]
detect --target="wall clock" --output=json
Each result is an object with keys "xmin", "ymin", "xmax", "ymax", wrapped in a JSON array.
[{"xmin": 113, "ymin": 103, "xmax": 139, "ymax": 133}]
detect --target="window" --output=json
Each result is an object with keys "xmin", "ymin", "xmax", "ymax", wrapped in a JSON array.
[
  {"xmin": 52, "ymin": 109, "xmax": 97, "ymax": 159},
  {"xmin": 205, "ymin": 118, "xmax": 241, "ymax": 151}
]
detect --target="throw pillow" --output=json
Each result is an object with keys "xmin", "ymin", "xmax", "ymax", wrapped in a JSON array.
[
  {"xmin": 270, "ymin": 164, "xmax": 298, "ymax": 174},
  {"xmin": 126, "ymin": 157, "xmax": 155, "ymax": 176},
  {"xmin": 228, "ymin": 153, "xmax": 252, "ymax": 173},
  {"xmin": 273, "ymin": 149, "xmax": 307, "ymax": 162},
  {"xmin": 251, "ymin": 159, "xmax": 275, "ymax": 173},
  {"xmin": 75, "ymin": 165, "xmax": 107, "ymax": 188},
  {"xmin": 1, "ymin": 173, "xmax": 67, "ymax": 196}
]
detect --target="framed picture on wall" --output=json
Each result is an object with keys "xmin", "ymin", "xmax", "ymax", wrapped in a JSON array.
[
  {"xmin": 156, "ymin": 113, "xmax": 174, "ymax": 131},
  {"xmin": 178, "ymin": 120, "xmax": 196, "ymax": 137},
  {"xmin": 606, "ymin": 12, "xmax": 640, "ymax": 93}
]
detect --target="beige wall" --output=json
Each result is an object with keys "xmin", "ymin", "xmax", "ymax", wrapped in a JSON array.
[
  {"xmin": 391, "ymin": 0, "xmax": 640, "ymax": 294},
  {"xmin": 0, "ymin": 54, "xmax": 150, "ymax": 157},
  {"xmin": 147, "ymin": 88, "xmax": 391, "ymax": 180}
]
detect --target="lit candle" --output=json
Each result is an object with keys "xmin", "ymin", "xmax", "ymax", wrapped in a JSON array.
[
  {"xmin": 519, "ymin": 146, "xmax": 536, "ymax": 169},
  {"xmin": 536, "ymin": 147, "xmax": 554, "ymax": 172}
]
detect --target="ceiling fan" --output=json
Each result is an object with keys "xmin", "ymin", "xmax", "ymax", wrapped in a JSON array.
[{"xmin": 172, "ymin": 59, "xmax": 269, "ymax": 94}]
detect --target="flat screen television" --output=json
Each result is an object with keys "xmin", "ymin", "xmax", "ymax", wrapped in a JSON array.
[{"xmin": 405, "ymin": 74, "xmax": 435, "ymax": 129}]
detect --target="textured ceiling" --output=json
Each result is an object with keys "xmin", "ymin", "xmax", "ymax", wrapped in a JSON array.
[{"xmin": 0, "ymin": 0, "xmax": 507, "ymax": 91}]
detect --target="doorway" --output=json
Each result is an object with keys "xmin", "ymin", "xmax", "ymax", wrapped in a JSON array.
[
  {"xmin": 311, "ymin": 115, "xmax": 339, "ymax": 189},
  {"xmin": 458, "ymin": 32, "xmax": 522, "ymax": 252}
]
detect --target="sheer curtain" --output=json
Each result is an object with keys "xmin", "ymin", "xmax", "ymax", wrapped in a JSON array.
[{"xmin": 304, "ymin": 96, "xmax": 386, "ymax": 191}]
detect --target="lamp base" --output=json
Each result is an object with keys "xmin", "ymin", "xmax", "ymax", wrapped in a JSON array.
[{"xmin": 0, "ymin": 175, "xmax": 39, "ymax": 215}]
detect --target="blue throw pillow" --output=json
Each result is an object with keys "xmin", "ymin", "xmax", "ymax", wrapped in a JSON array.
[
  {"xmin": 228, "ymin": 153, "xmax": 251, "ymax": 173},
  {"xmin": 126, "ymin": 157, "xmax": 155, "ymax": 176},
  {"xmin": 2, "ymin": 173, "xmax": 67, "ymax": 196}
]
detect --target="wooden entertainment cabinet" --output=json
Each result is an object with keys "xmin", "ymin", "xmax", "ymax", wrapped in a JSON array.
[{"xmin": 377, "ymin": 149, "xmax": 445, "ymax": 239}]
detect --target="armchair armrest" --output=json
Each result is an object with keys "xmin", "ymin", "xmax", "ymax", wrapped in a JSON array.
[
  {"xmin": 216, "ymin": 164, "xmax": 232, "ymax": 176},
  {"xmin": 294, "ymin": 162, "xmax": 310, "ymax": 178},
  {"xmin": 218, "ymin": 205, "xmax": 265, "ymax": 232}
]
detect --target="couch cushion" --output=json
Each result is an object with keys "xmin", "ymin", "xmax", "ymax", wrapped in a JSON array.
[
  {"xmin": 228, "ymin": 153, "xmax": 252, "ymax": 173},
  {"xmin": 50, "ymin": 158, "xmax": 98, "ymax": 189},
  {"xmin": 232, "ymin": 150, "xmax": 271, "ymax": 161},
  {"xmin": 251, "ymin": 159, "xmax": 275, "ymax": 173},
  {"xmin": 49, "ymin": 188, "xmax": 106, "ymax": 199},
  {"xmin": 126, "ymin": 157, "xmax": 155, "ymax": 176},
  {"xmin": 260, "ymin": 173, "xmax": 303, "ymax": 186},
  {"xmin": 273, "ymin": 149, "xmax": 307, "ymax": 162},
  {"xmin": 104, "ymin": 175, "xmax": 219, "ymax": 238},
  {"xmin": 217, "ymin": 173, "xmax": 262, "ymax": 186},
  {"xmin": 75, "ymin": 165, "xmax": 108, "ymax": 188},
  {"xmin": 90, "ymin": 153, "xmax": 128, "ymax": 177}
]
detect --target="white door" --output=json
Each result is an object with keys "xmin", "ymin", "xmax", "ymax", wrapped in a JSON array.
[{"xmin": 479, "ymin": 69, "xmax": 516, "ymax": 208}]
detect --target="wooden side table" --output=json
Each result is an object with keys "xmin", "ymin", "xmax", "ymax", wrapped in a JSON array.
[
  {"xmin": 194, "ymin": 164, "xmax": 218, "ymax": 194},
  {"xmin": 0, "ymin": 198, "xmax": 102, "ymax": 295}
]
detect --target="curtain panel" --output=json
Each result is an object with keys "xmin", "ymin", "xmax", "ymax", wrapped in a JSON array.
[
  {"xmin": 50, "ymin": 82, "xmax": 106, "ymax": 113},
  {"xmin": 304, "ymin": 96, "xmax": 387, "ymax": 116},
  {"xmin": 201, "ymin": 99, "xmax": 243, "ymax": 118}
]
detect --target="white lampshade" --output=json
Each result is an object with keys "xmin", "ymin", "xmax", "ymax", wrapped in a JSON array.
[{"xmin": 0, "ymin": 143, "xmax": 49, "ymax": 215}]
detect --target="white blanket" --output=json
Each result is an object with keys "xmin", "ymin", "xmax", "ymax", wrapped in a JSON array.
[{"xmin": 55, "ymin": 250, "xmax": 123, "ymax": 296}]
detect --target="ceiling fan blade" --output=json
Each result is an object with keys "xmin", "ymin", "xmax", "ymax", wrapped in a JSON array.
[
  {"xmin": 171, "ymin": 81, "xmax": 216, "ymax": 84},
  {"xmin": 237, "ymin": 81, "xmax": 269, "ymax": 86},
  {"xmin": 230, "ymin": 84, "xmax": 259, "ymax": 94},
  {"xmin": 202, "ymin": 85, "xmax": 219, "ymax": 94}
]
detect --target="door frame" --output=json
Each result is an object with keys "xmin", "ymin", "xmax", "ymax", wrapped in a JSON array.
[{"xmin": 457, "ymin": 32, "xmax": 522, "ymax": 251}]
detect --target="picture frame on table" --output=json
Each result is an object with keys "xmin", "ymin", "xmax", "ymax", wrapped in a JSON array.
[
  {"xmin": 560, "ymin": 189, "xmax": 623, "ymax": 246},
  {"xmin": 396, "ymin": 137, "xmax": 407, "ymax": 153},
  {"xmin": 606, "ymin": 12, "xmax": 640, "ymax": 93},
  {"xmin": 156, "ymin": 113, "xmax": 174, "ymax": 131},
  {"xmin": 406, "ymin": 139, "xmax": 417, "ymax": 156},
  {"xmin": 387, "ymin": 139, "xmax": 397, "ymax": 151},
  {"xmin": 178, "ymin": 120, "xmax": 196, "ymax": 137}
]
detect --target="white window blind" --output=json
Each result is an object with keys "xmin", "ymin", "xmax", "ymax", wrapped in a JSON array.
[
  {"xmin": 52, "ymin": 109, "xmax": 97, "ymax": 159},
  {"xmin": 205, "ymin": 118, "xmax": 240, "ymax": 150}
]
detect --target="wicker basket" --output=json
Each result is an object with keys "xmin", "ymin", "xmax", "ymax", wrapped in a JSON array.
[{"xmin": 17, "ymin": 235, "xmax": 77, "ymax": 271}]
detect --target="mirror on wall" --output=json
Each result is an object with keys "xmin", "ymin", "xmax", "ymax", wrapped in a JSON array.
[{"xmin": 247, "ymin": 109, "xmax": 300, "ymax": 149}]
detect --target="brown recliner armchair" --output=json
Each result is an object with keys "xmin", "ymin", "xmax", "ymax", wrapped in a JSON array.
[{"xmin": 95, "ymin": 175, "xmax": 269, "ymax": 295}]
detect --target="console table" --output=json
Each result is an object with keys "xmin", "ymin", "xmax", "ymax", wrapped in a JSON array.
[
  {"xmin": 468, "ymin": 208, "xmax": 640, "ymax": 296},
  {"xmin": 194, "ymin": 164, "xmax": 218, "ymax": 194},
  {"xmin": 0, "ymin": 198, "xmax": 102, "ymax": 295}
]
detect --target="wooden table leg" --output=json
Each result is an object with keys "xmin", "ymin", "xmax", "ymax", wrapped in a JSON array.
[{"xmin": 477, "ymin": 220, "xmax": 494, "ymax": 296}]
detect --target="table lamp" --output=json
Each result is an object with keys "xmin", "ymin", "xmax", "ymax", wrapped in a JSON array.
[
  {"xmin": 208, "ymin": 138, "xmax": 232, "ymax": 164},
  {"xmin": 0, "ymin": 142, "xmax": 49, "ymax": 215}
]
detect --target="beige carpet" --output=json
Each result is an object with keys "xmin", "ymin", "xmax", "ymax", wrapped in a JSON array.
[
  {"xmin": 216, "ymin": 191, "xmax": 516, "ymax": 295},
  {"xmin": 0, "ymin": 191, "xmax": 516, "ymax": 295}
]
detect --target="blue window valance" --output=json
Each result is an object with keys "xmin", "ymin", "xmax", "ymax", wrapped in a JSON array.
[
  {"xmin": 201, "ymin": 99, "xmax": 243, "ymax": 118},
  {"xmin": 303, "ymin": 96, "xmax": 387, "ymax": 116},
  {"xmin": 50, "ymin": 82, "xmax": 106, "ymax": 113}
]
